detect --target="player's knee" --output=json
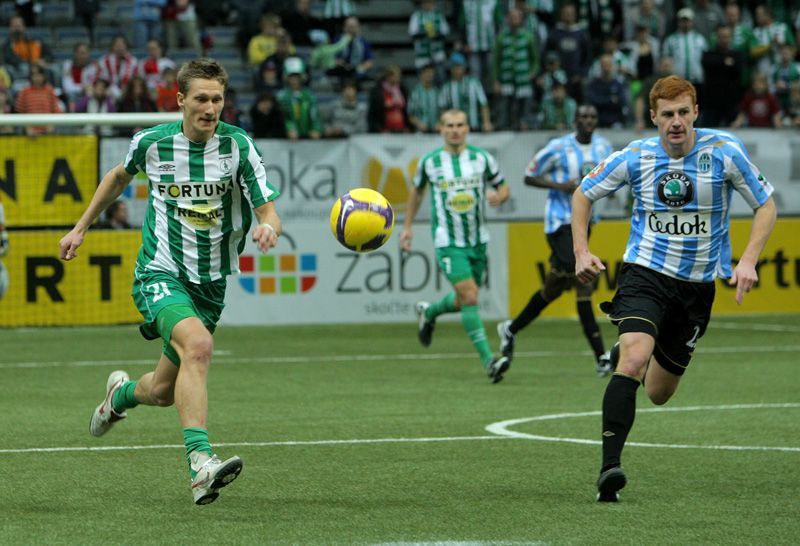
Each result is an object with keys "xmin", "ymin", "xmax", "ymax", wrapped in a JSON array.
[
  {"xmin": 647, "ymin": 388, "xmax": 674, "ymax": 406},
  {"xmin": 456, "ymin": 286, "xmax": 479, "ymax": 306},
  {"xmin": 180, "ymin": 334, "xmax": 214, "ymax": 366}
]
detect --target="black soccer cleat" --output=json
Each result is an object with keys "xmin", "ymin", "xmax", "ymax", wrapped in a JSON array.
[
  {"xmin": 415, "ymin": 301, "xmax": 435, "ymax": 347},
  {"xmin": 486, "ymin": 355, "xmax": 511, "ymax": 384},
  {"xmin": 596, "ymin": 466, "xmax": 627, "ymax": 502}
]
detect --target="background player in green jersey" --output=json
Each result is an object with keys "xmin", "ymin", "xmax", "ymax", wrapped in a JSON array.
[
  {"xmin": 400, "ymin": 108, "xmax": 511, "ymax": 383},
  {"xmin": 59, "ymin": 58, "xmax": 281, "ymax": 505}
]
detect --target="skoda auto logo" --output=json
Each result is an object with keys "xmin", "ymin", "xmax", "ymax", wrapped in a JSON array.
[{"xmin": 657, "ymin": 171, "xmax": 693, "ymax": 207}]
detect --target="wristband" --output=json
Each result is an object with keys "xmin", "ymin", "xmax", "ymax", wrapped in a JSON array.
[{"xmin": 260, "ymin": 223, "xmax": 277, "ymax": 236}]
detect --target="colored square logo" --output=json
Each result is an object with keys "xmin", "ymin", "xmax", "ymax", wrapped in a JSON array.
[
  {"xmin": 280, "ymin": 277, "xmax": 297, "ymax": 293},
  {"xmin": 300, "ymin": 254, "xmax": 316, "ymax": 272},
  {"xmin": 280, "ymin": 254, "xmax": 296, "ymax": 272},
  {"xmin": 240, "ymin": 255, "xmax": 254, "ymax": 272},
  {"xmin": 260, "ymin": 277, "xmax": 276, "ymax": 294},
  {"xmin": 259, "ymin": 255, "xmax": 275, "ymax": 272}
]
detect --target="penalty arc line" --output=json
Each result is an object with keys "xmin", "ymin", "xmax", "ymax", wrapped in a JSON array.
[{"xmin": 485, "ymin": 403, "xmax": 800, "ymax": 453}]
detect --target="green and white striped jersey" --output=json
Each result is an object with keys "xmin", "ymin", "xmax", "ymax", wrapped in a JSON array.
[
  {"xmin": 414, "ymin": 145, "xmax": 505, "ymax": 248},
  {"xmin": 408, "ymin": 83, "xmax": 440, "ymax": 131},
  {"xmin": 123, "ymin": 121, "xmax": 279, "ymax": 284},
  {"xmin": 460, "ymin": 0, "xmax": 500, "ymax": 52},
  {"xmin": 663, "ymin": 30, "xmax": 708, "ymax": 83},
  {"xmin": 324, "ymin": 0, "xmax": 354, "ymax": 18},
  {"xmin": 438, "ymin": 76, "xmax": 488, "ymax": 130}
]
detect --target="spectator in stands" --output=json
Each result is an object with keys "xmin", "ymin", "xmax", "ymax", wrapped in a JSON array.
[
  {"xmin": 633, "ymin": 56, "xmax": 673, "ymax": 132},
  {"xmin": 701, "ymin": 25, "xmax": 744, "ymax": 128},
  {"xmin": 584, "ymin": 53, "xmax": 629, "ymax": 128},
  {"xmin": 138, "ymin": 39, "xmax": 177, "ymax": 93},
  {"xmin": 545, "ymin": 3, "xmax": 591, "ymax": 102},
  {"xmin": 493, "ymin": 7, "xmax": 537, "ymax": 131},
  {"xmin": 98, "ymin": 35, "xmax": 139, "ymax": 100},
  {"xmin": 220, "ymin": 87, "xmax": 243, "ymax": 126},
  {"xmin": 692, "ymin": 0, "xmax": 725, "ymax": 42},
  {"xmin": 456, "ymin": 0, "xmax": 503, "ymax": 91},
  {"xmin": 368, "ymin": 64, "xmax": 410, "ymax": 133},
  {"xmin": 117, "ymin": 76, "xmax": 157, "ymax": 137},
  {"xmin": 97, "ymin": 200, "xmax": 133, "ymax": 229},
  {"xmin": 162, "ymin": 0, "xmax": 202, "ymax": 55},
  {"xmin": 61, "ymin": 42, "xmax": 99, "ymax": 109},
  {"xmin": 409, "ymin": 0, "xmax": 450, "ymax": 82},
  {"xmin": 257, "ymin": 29, "xmax": 296, "ymax": 92},
  {"xmin": 719, "ymin": 2, "xmax": 756, "ymax": 90},
  {"xmin": 625, "ymin": 22, "xmax": 660, "ymax": 81},
  {"xmin": 73, "ymin": 78, "xmax": 116, "ymax": 135},
  {"xmin": 250, "ymin": 91, "xmax": 287, "ymax": 138},
  {"xmin": 731, "ymin": 72, "xmax": 782, "ymax": 129},
  {"xmin": 248, "ymin": 14, "xmax": 281, "ymax": 69},
  {"xmin": 535, "ymin": 50, "xmax": 568, "ymax": 104},
  {"xmin": 134, "ymin": 0, "xmax": 168, "ymax": 49},
  {"xmin": 752, "ymin": 5, "xmax": 794, "ymax": 78},
  {"xmin": 439, "ymin": 52, "xmax": 492, "ymax": 132},
  {"xmin": 324, "ymin": 79, "xmax": 367, "ymax": 137},
  {"xmin": 514, "ymin": 0, "xmax": 553, "ymax": 49},
  {"xmin": 13, "ymin": 0, "xmax": 41, "ymax": 27},
  {"xmin": 1, "ymin": 15, "xmax": 53, "ymax": 81},
  {"xmin": 282, "ymin": 0, "xmax": 326, "ymax": 48},
  {"xmin": 14, "ymin": 64, "xmax": 63, "ymax": 135},
  {"xmin": 408, "ymin": 63, "xmax": 440, "ymax": 133},
  {"xmin": 588, "ymin": 35, "xmax": 635, "ymax": 81},
  {"xmin": 330, "ymin": 16, "xmax": 373, "ymax": 88},
  {"xmin": 0, "ymin": 66, "xmax": 11, "ymax": 92},
  {"xmin": 73, "ymin": 0, "xmax": 101, "ymax": 46},
  {"xmin": 663, "ymin": 8, "xmax": 708, "ymax": 98},
  {"xmin": 539, "ymin": 80, "xmax": 576, "ymax": 130},
  {"xmin": 277, "ymin": 56, "xmax": 322, "ymax": 140},
  {"xmin": 772, "ymin": 43, "xmax": 800, "ymax": 115},
  {"xmin": 782, "ymin": 81, "xmax": 800, "ymax": 128},
  {"xmin": 574, "ymin": 0, "xmax": 621, "ymax": 53},
  {"xmin": 155, "ymin": 66, "xmax": 180, "ymax": 111},
  {"xmin": 323, "ymin": 0, "xmax": 354, "ymax": 39},
  {"xmin": 623, "ymin": 0, "xmax": 664, "ymax": 42}
]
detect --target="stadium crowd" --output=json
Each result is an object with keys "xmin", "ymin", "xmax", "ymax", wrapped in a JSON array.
[{"xmin": 1, "ymin": 0, "xmax": 800, "ymax": 137}]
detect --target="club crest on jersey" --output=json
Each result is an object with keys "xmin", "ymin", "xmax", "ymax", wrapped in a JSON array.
[
  {"xmin": 588, "ymin": 161, "xmax": 605, "ymax": 178},
  {"xmin": 581, "ymin": 161, "xmax": 596, "ymax": 177},
  {"xmin": 657, "ymin": 171, "xmax": 693, "ymax": 207},
  {"xmin": 698, "ymin": 153, "xmax": 712, "ymax": 173},
  {"xmin": 219, "ymin": 157, "xmax": 232, "ymax": 174}
]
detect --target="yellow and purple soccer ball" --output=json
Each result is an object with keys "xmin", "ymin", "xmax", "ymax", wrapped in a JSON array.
[{"xmin": 329, "ymin": 188, "xmax": 394, "ymax": 252}]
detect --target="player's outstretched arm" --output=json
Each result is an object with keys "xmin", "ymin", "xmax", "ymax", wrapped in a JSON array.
[
  {"xmin": 59, "ymin": 164, "xmax": 134, "ymax": 261},
  {"xmin": 252, "ymin": 201, "xmax": 281, "ymax": 253},
  {"xmin": 486, "ymin": 183, "xmax": 509, "ymax": 207},
  {"xmin": 400, "ymin": 186, "xmax": 424, "ymax": 252},
  {"xmin": 729, "ymin": 196, "xmax": 777, "ymax": 305},
  {"xmin": 572, "ymin": 189, "xmax": 605, "ymax": 283}
]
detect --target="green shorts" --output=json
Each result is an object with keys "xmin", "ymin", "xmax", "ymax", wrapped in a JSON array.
[
  {"xmin": 435, "ymin": 244, "xmax": 488, "ymax": 285},
  {"xmin": 132, "ymin": 267, "xmax": 226, "ymax": 353}
]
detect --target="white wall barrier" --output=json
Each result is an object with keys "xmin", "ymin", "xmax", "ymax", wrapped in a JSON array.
[
  {"xmin": 219, "ymin": 223, "xmax": 509, "ymax": 325},
  {"xmin": 102, "ymin": 130, "xmax": 800, "ymax": 228}
]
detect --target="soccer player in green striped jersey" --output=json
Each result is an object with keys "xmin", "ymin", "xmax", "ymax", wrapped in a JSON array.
[
  {"xmin": 59, "ymin": 58, "xmax": 281, "ymax": 505},
  {"xmin": 400, "ymin": 108, "xmax": 511, "ymax": 384}
]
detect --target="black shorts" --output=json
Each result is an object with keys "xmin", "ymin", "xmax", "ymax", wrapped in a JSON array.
[
  {"xmin": 545, "ymin": 225, "xmax": 591, "ymax": 276},
  {"xmin": 599, "ymin": 263, "xmax": 715, "ymax": 376}
]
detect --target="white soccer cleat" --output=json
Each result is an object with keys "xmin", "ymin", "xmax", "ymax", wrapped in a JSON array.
[
  {"xmin": 191, "ymin": 453, "xmax": 244, "ymax": 505},
  {"xmin": 89, "ymin": 370, "xmax": 130, "ymax": 437}
]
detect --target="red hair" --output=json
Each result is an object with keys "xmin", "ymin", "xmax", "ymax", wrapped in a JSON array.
[{"xmin": 649, "ymin": 75, "xmax": 697, "ymax": 112}]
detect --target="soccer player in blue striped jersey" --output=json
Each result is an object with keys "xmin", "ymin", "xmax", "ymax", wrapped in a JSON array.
[
  {"xmin": 60, "ymin": 58, "xmax": 282, "ymax": 505},
  {"xmin": 572, "ymin": 75, "xmax": 777, "ymax": 502},
  {"xmin": 497, "ymin": 104, "xmax": 614, "ymax": 376}
]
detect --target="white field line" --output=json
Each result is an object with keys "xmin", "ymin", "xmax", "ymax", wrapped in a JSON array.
[
  {"xmin": 1, "ymin": 404, "xmax": 797, "ymax": 456},
  {"xmin": 1, "ymin": 345, "xmax": 800, "ymax": 370},
  {"xmin": 711, "ymin": 321, "xmax": 800, "ymax": 333}
]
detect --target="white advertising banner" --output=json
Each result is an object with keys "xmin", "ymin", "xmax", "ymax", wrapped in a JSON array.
[
  {"xmin": 102, "ymin": 130, "xmax": 800, "ymax": 227},
  {"xmin": 218, "ymin": 223, "xmax": 509, "ymax": 325}
]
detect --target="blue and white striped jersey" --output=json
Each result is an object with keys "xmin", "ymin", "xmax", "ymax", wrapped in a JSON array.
[
  {"xmin": 580, "ymin": 128, "xmax": 774, "ymax": 282},
  {"xmin": 526, "ymin": 133, "xmax": 613, "ymax": 234}
]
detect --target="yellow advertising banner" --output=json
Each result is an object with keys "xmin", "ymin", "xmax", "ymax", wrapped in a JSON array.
[
  {"xmin": 0, "ymin": 135, "xmax": 98, "ymax": 227},
  {"xmin": 509, "ymin": 218, "xmax": 800, "ymax": 318},
  {"xmin": 0, "ymin": 230, "xmax": 141, "ymax": 326}
]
